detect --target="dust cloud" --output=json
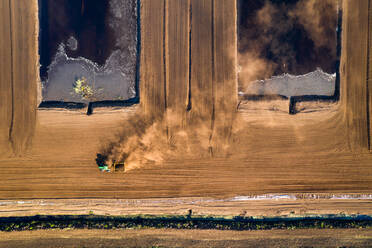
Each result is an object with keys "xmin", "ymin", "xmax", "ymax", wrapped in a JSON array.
[
  {"xmin": 98, "ymin": 109, "xmax": 241, "ymax": 171},
  {"xmin": 292, "ymin": 0, "xmax": 338, "ymax": 51},
  {"xmin": 238, "ymin": 0, "xmax": 338, "ymax": 92}
]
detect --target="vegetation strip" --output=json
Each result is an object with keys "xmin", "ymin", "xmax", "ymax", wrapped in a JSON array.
[{"xmin": 0, "ymin": 215, "xmax": 371, "ymax": 232}]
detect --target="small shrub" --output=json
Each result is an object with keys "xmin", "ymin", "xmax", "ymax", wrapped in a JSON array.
[
  {"xmin": 72, "ymin": 77, "xmax": 94, "ymax": 100},
  {"xmin": 72, "ymin": 77, "xmax": 103, "ymax": 115}
]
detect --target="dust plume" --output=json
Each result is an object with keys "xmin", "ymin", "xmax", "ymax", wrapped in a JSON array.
[
  {"xmin": 238, "ymin": 0, "xmax": 338, "ymax": 92},
  {"xmin": 238, "ymin": 51, "xmax": 275, "ymax": 92},
  {"xmin": 291, "ymin": 0, "xmax": 338, "ymax": 52},
  {"xmin": 98, "ymin": 109, "xmax": 240, "ymax": 171}
]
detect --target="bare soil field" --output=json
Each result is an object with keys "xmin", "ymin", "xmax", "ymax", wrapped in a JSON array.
[
  {"xmin": 0, "ymin": 197, "xmax": 372, "ymax": 217},
  {"xmin": 0, "ymin": 229, "xmax": 371, "ymax": 248},
  {"xmin": 0, "ymin": 105, "xmax": 371, "ymax": 200}
]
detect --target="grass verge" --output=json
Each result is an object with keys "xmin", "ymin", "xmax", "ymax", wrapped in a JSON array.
[{"xmin": 0, "ymin": 214, "xmax": 371, "ymax": 232}]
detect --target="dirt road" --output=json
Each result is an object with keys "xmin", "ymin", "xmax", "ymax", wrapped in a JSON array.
[{"xmin": 0, "ymin": 197, "xmax": 371, "ymax": 217}]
